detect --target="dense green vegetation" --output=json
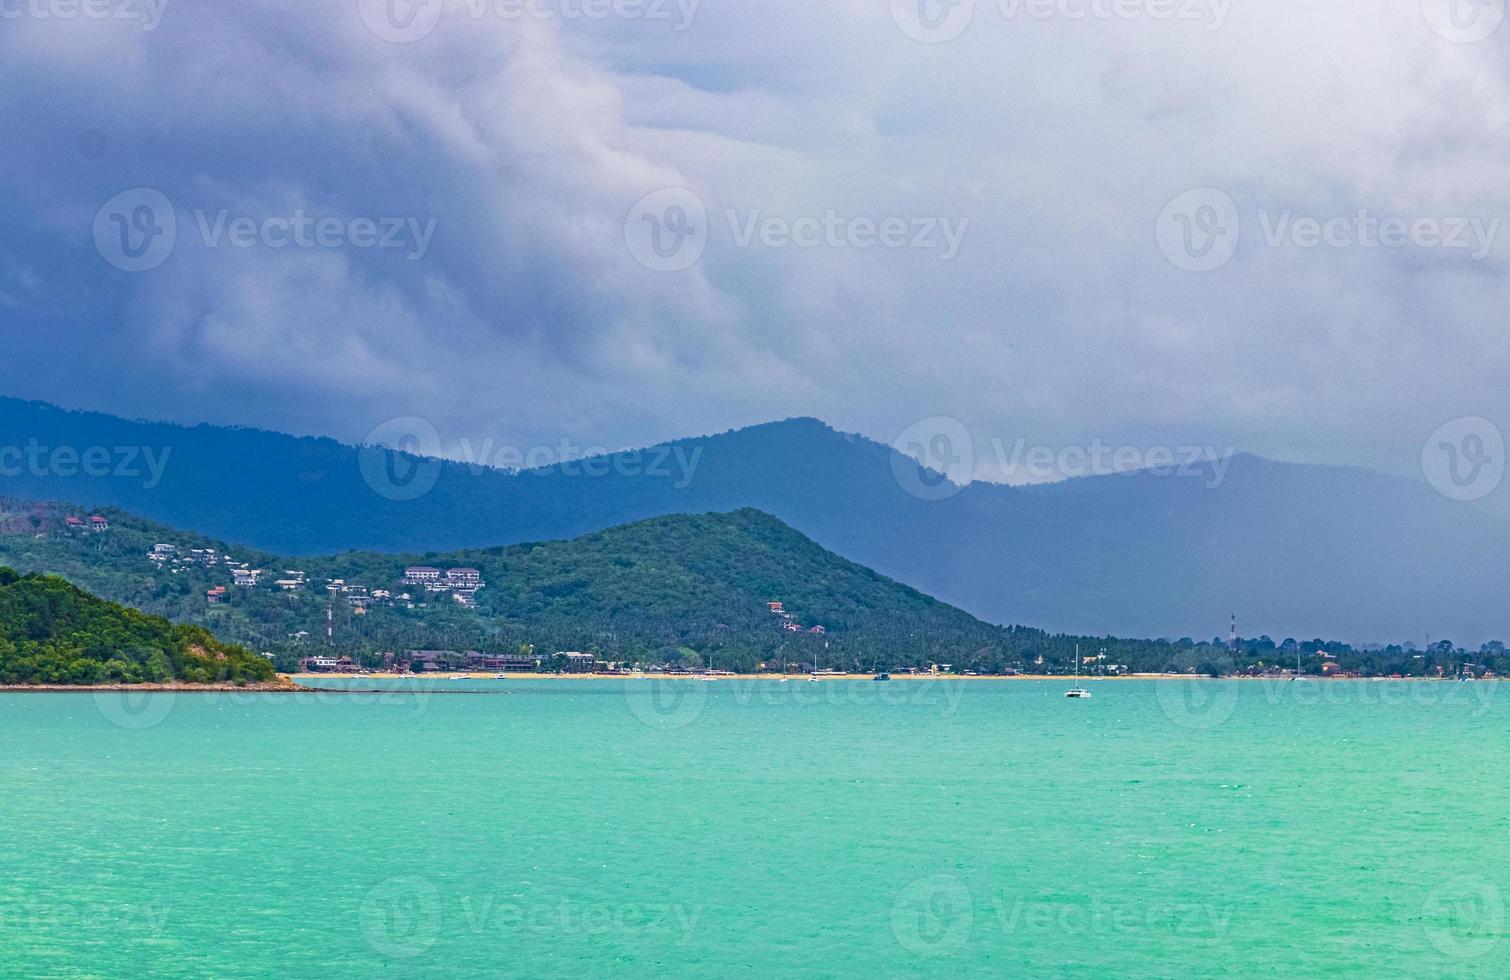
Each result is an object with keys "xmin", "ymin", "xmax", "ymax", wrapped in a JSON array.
[
  {"xmin": 0, "ymin": 566, "xmax": 277, "ymax": 686},
  {"xmin": 1, "ymin": 499, "xmax": 1502, "ymax": 677},
  {"xmin": 2, "ymin": 501, "xmax": 1025, "ymax": 671}
]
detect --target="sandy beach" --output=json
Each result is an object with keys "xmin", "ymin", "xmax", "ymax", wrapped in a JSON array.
[{"xmin": 289, "ymin": 671, "xmax": 1499, "ymax": 683}]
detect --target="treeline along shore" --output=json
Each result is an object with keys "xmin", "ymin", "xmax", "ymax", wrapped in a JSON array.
[{"xmin": 2, "ymin": 498, "xmax": 1507, "ymax": 685}]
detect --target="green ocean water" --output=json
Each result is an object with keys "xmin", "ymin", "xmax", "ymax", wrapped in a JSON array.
[{"xmin": 1, "ymin": 677, "xmax": 1505, "ymax": 978}]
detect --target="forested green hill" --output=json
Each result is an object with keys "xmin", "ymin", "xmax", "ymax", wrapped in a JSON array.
[{"xmin": 0, "ymin": 566, "xmax": 277, "ymax": 686}]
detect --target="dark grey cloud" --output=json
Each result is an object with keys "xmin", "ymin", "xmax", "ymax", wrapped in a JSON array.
[{"xmin": 1, "ymin": 0, "xmax": 1508, "ymax": 501}]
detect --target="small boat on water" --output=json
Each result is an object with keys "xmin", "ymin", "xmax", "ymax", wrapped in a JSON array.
[
  {"xmin": 448, "ymin": 674, "xmax": 467, "ymax": 680},
  {"xmin": 874, "ymin": 671, "xmax": 891, "ymax": 682},
  {"xmin": 1065, "ymin": 644, "xmax": 1092, "ymax": 699}
]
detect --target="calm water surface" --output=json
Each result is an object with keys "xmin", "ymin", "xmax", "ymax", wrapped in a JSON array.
[{"xmin": 1, "ymin": 678, "xmax": 1505, "ymax": 977}]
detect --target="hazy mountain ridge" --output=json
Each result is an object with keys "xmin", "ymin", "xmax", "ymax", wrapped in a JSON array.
[{"xmin": 3, "ymin": 397, "xmax": 1507, "ymax": 643}]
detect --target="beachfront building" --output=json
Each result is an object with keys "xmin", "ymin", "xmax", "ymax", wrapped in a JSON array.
[
  {"xmin": 408, "ymin": 650, "xmax": 471, "ymax": 672},
  {"xmin": 299, "ymin": 656, "xmax": 359, "ymax": 674},
  {"xmin": 471, "ymin": 652, "xmax": 542, "ymax": 672},
  {"xmin": 407, "ymin": 650, "xmax": 546, "ymax": 672},
  {"xmin": 559, "ymin": 652, "xmax": 599, "ymax": 673}
]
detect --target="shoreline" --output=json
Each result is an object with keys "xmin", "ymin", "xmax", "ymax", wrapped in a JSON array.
[
  {"xmin": 291, "ymin": 672, "xmax": 1498, "ymax": 683},
  {"xmin": 0, "ymin": 674, "xmax": 1492, "ymax": 692}
]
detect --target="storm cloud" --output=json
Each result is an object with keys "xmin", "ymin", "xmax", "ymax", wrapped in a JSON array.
[{"xmin": 1, "ymin": 0, "xmax": 1507, "ymax": 495}]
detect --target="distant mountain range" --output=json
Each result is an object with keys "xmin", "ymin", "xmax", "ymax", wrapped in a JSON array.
[{"xmin": 2, "ymin": 397, "xmax": 1507, "ymax": 643}]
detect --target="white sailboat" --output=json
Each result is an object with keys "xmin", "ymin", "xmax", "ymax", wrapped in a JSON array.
[{"xmin": 1065, "ymin": 644, "xmax": 1092, "ymax": 699}]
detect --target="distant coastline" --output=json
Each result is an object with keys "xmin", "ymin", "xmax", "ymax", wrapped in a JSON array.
[
  {"xmin": 1, "ymin": 673, "xmax": 1497, "ymax": 693},
  {"xmin": 292, "ymin": 672, "xmax": 1502, "ymax": 683}
]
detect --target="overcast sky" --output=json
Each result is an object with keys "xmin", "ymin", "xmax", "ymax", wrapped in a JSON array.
[{"xmin": 2, "ymin": 0, "xmax": 1508, "ymax": 490}]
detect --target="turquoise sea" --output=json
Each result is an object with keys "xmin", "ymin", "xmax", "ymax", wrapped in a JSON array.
[{"xmin": 1, "ymin": 677, "xmax": 1505, "ymax": 978}]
